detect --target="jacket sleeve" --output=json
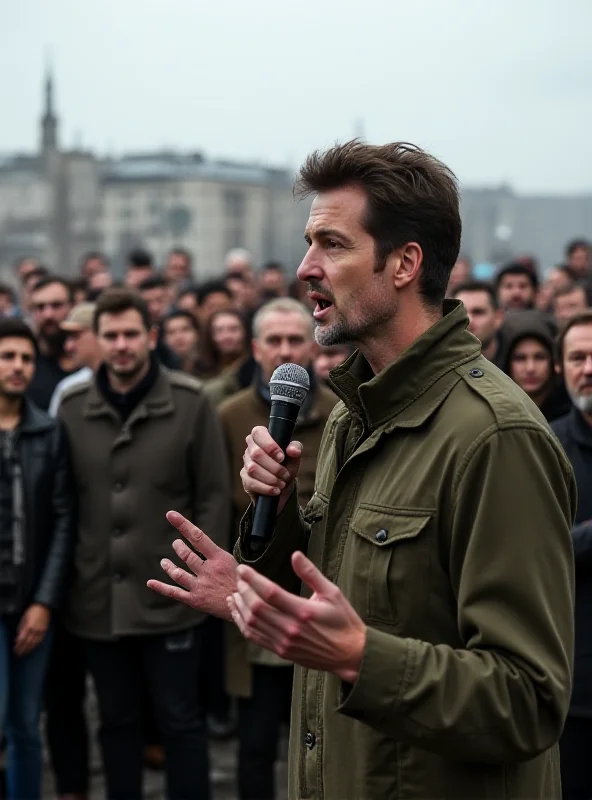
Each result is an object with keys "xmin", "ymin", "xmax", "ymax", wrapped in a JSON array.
[
  {"xmin": 234, "ymin": 487, "xmax": 310, "ymax": 595},
  {"xmin": 190, "ymin": 392, "xmax": 231, "ymax": 550},
  {"xmin": 338, "ymin": 425, "xmax": 576, "ymax": 764},
  {"xmin": 33, "ymin": 422, "xmax": 75, "ymax": 608}
]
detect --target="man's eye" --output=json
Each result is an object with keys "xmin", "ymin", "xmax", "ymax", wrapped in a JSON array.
[{"xmin": 327, "ymin": 240, "xmax": 339, "ymax": 249}]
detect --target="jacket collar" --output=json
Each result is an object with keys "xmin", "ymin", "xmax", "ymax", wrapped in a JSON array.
[
  {"xmin": 83, "ymin": 365, "xmax": 175, "ymax": 426},
  {"xmin": 328, "ymin": 300, "xmax": 481, "ymax": 431},
  {"xmin": 568, "ymin": 405, "xmax": 592, "ymax": 449},
  {"xmin": 19, "ymin": 397, "xmax": 54, "ymax": 434}
]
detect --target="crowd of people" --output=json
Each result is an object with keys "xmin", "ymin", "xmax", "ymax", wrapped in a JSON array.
[{"xmin": 0, "ymin": 226, "xmax": 590, "ymax": 800}]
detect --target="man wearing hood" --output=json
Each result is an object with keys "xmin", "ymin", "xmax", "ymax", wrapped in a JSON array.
[
  {"xmin": 501, "ymin": 310, "xmax": 571, "ymax": 422},
  {"xmin": 217, "ymin": 297, "xmax": 336, "ymax": 800}
]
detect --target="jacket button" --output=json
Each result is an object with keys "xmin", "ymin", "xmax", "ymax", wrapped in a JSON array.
[
  {"xmin": 375, "ymin": 529, "xmax": 388, "ymax": 543},
  {"xmin": 304, "ymin": 732, "xmax": 315, "ymax": 749},
  {"xmin": 113, "ymin": 572, "xmax": 123, "ymax": 582},
  {"xmin": 469, "ymin": 368, "xmax": 484, "ymax": 378},
  {"xmin": 113, "ymin": 528, "xmax": 123, "ymax": 537},
  {"xmin": 114, "ymin": 482, "xmax": 123, "ymax": 491}
]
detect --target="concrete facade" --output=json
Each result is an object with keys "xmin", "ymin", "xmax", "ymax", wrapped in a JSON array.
[{"xmin": 0, "ymin": 72, "xmax": 589, "ymax": 281}]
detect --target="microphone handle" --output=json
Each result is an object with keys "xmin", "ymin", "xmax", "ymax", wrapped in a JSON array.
[{"xmin": 249, "ymin": 400, "xmax": 300, "ymax": 557}]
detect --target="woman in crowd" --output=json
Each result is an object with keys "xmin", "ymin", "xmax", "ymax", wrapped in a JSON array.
[{"xmin": 194, "ymin": 309, "xmax": 249, "ymax": 381}]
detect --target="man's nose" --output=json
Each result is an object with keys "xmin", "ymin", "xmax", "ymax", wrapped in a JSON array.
[
  {"xmin": 583, "ymin": 355, "xmax": 592, "ymax": 374},
  {"xmin": 297, "ymin": 248, "xmax": 323, "ymax": 283}
]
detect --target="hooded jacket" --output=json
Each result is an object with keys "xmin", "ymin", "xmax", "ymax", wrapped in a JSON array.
[{"xmin": 500, "ymin": 310, "xmax": 571, "ymax": 422}]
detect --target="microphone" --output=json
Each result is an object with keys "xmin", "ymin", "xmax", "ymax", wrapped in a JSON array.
[{"xmin": 249, "ymin": 363, "xmax": 310, "ymax": 557}]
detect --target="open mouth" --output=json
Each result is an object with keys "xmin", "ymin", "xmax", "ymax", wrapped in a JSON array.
[{"xmin": 309, "ymin": 292, "xmax": 334, "ymax": 319}]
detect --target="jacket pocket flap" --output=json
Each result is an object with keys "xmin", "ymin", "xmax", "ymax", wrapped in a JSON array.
[
  {"xmin": 303, "ymin": 494, "xmax": 328, "ymax": 524},
  {"xmin": 351, "ymin": 505, "xmax": 431, "ymax": 546}
]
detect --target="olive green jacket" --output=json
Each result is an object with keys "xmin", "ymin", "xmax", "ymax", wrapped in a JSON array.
[{"xmin": 237, "ymin": 301, "xmax": 576, "ymax": 799}]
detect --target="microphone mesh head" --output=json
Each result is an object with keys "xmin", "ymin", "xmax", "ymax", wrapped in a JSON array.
[{"xmin": 269, "ymin": 363, "xmax": 310, "ymax": 406}]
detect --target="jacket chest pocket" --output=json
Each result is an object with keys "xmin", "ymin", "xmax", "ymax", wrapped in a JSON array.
[{"xmin": 350, "ymin": 504, "xmax": 432, "ymax": 631}]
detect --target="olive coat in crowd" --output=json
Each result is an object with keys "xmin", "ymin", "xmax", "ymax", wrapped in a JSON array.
[
  {"xmin": 218, "ymin": 374, "xmax": 337, "ymax": 698},
  {"xmin": 237, "ymin": 301, "xmax": 576, "ymax": 800},
  {"xmin": 58, "ymin": 366, "xmax": 229, "ymax": 639}
]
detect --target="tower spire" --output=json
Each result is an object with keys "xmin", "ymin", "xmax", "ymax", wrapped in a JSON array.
[{"xmin": 41, "ymin": 58, "xmax": 58, "ymax": 154}]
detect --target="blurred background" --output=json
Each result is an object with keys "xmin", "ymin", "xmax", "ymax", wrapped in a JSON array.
[{"xmin": 0, "ymin": 0, "xmax": 590, "ymax": 282}]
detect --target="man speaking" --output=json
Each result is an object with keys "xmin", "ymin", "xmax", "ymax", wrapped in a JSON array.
[{"xmin": 149, "ymin": 141, "xmax": 576, "ymax": 799}]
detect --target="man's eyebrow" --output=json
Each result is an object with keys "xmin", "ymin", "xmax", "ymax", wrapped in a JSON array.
[{"xmin": 304, "ymin": 227, "xmax": 353, "ymax": 244}]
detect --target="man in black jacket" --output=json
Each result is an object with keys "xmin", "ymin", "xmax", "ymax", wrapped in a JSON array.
[
  {"xmin": 552, "ymin": 309, "xmax": 592, "ymax": 800},
  {"xmin": 0, "ymin": 318, "xmax": 74, "ymax": 800}
]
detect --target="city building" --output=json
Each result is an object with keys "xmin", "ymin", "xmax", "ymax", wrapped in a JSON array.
[{"xmin": 0, "ymin": 71, "xmax": 590, "ymax": 281}]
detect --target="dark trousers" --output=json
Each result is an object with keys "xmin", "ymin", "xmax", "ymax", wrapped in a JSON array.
[
  {"xmin": 237, "ymin": 664, "xmax": 293, "ymax": 800},
  {"xmin": 560, "ymin": 716, "xmax": 592, "ymax": 799},
  {"xmin": 45, "ymin": 622, "xmax": 89, "ymax": 795},
  {"xmin": 85, "ymin": 626, "xmax": 209, "ymax": 800},
  {"xmin": 198, "ymin": 616, "xmax": 230, "ymax": 720}
]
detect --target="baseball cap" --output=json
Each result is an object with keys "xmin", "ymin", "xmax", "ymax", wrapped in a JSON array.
[{"xmin": 61, "ymin": 302, "xmax": 96, "ymax": 332}]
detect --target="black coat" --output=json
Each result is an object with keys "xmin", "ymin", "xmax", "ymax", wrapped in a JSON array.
[
  {"xmin": 552, "ymin": 407, "xmax": 592, "ymax": 718},
  {"xmin": 16, "ymin": 399, "xmax": 75, "ymax": 610}
]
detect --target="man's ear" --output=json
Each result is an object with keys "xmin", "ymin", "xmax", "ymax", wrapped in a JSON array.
[{"xmin": 391, "ymin": 242, "xmax": 423, "ymax": 291}]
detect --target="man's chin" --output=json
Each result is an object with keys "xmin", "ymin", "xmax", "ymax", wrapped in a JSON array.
[{"xmin": 1, "ymin": 388, "xmax": 26, "ymax": 400}]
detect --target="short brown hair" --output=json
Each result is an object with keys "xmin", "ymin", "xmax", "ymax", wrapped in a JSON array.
[
  {"xmin": 556, "ymin": 310, "xmax": 592, "ymax": 365},
  {"xmin": 93, "ymin": 287, "xmax": 152, "ymax": 332},
  {"xmin": 295, "ymin": 140, "xmax": 462, "ymax": 306}
]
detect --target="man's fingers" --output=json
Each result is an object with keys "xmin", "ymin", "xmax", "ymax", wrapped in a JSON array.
[
  {"xmin": 250, "ymin": 426, "xmax": 286, "ymax": 463},
  {"xmin": 243, "ymin": 461, "xmax": 287, "ymax": 489},
  {"xmin": 236, "ymin": 564, "xmax": 307, "ymax": 616},
  {"xmin": 291, "ymin": 551, "xmax": 337, "ymax": 597},
  {"xmin": 159, "ymin": 558, "xmax": 195, "ymax": 591},
  {"xmin": 166, "ymin": 512, "xmax": 220, "ymax": 559},
  {"xmin": 232, "ymin": 588, "xmax": 284, "ymax": 641},
  {"xmin": 147, "ymin": 578, "xmax": 193, "ymax": 606},
  {"xmin": 240, "ymin": 470, "xmax": 282, "ymax": 498},
  {"xmin": 172, "ymin": 539, "xmax": 203, "ymax": 574}
]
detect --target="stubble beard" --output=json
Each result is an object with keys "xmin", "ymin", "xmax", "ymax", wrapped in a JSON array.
[
  {"xmin": 569, "ymin": 390, "xmax": 592, "ymax": 414},
  {"xmin": 107, "ymin": 357, "xmax": 146, "ymax": 383},
  {"xmin": 314, "ymin": 305, "xmax": 393, "ymax": 348}
]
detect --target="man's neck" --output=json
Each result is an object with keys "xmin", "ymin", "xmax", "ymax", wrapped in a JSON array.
[
  {"xmin": 530, "ymin": 385, "xmax": 551, "ymax": 409},
  {"xmin": 107, "ymin": 360, "xmax": 150, "ymax": 394},
  {"xmin": 0, "ymin": 394, "xmax": 23, "ymax": 430},
  {"xmin": 87, "ymin": 353, "xmax": 103, "ymax": 374},
  {"xmin": 356, "ymin": 303, "xmax": 442, "ymax": 375}
]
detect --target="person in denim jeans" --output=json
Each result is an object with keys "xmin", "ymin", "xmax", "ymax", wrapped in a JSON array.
[{"xmin": 0, "ymin": 318, "xmax": 74, "ymax": 800}]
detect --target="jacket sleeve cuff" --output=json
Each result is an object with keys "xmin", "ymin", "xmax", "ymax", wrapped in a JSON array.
[
  {"xmin": 234, "ymin": 486, "xmax": 308, "ymax": 593},
  {"xmin": 337, "ymin": 626, "xmax": 417, "ymax": 726}
]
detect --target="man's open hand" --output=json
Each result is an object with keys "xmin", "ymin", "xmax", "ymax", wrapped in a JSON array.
[
  {"xmin": 147, "ymin": 511, "xmax": 238, "ymax": 622},
  {"xmin": 228, "ymin": 551, "xmax": 367, "ymax": 683}
]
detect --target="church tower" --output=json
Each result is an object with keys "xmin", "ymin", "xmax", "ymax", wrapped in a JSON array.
[{"xmin": 40, "ymin": 67, "xmax": 58, "ymax": 154}]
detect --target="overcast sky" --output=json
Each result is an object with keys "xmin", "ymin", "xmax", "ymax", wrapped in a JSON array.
[{"xmin": 1, "ymin": 0, "xmax": 591, "ymax": 193}]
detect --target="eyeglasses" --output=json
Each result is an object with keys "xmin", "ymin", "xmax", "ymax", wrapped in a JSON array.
[{"xmin": 33, "ymin": 301, "xmax": 68, "ymax": 312}]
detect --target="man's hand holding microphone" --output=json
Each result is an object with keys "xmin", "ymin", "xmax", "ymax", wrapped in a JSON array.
[{"xmin": 148, "ymin": 363, "xmax": 366, "ymax": 683}]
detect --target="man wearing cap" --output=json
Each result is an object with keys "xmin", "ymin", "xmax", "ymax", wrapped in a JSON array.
[{"xmin": 48, "ymin": 303, "xmax": 101, "ymax": 418}]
